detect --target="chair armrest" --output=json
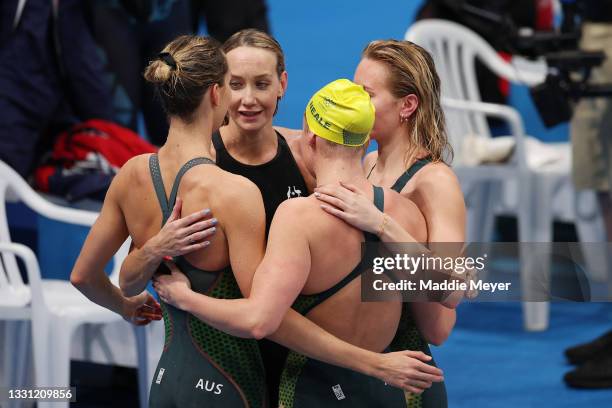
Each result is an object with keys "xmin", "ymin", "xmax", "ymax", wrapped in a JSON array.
[
  {"xmin": 20, "ymin": 191, "xmax": 98, "ymax": 227},
  {"xmin": 0, "ymin": 242, "xmax": 42, "ymax": 298},
  {"xmin": 0, "ymin": 160, "xmax": 99, "ymax": 227},
  {"xmin": 442, "ymin": 97, "xmax": 528, "ymax": 170}
]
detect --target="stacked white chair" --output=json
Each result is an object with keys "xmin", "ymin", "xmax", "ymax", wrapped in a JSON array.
[
  {"xmin": 406, "ymin": 19, "xmax": 605, "ymax": 331},
  {"xmin": 0, "ymin": 159, "xmax": 154, "ymax": 408}
]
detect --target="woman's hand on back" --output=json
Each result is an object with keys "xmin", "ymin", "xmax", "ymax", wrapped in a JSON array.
[
  {"xmin": 145, "ymin": 197, "xmax": 218, "ymax": 259},
  {"xmin": 314, "ymin": 181, "xmax": 383, "ymax": 234},
  {"xmin": 152, "ymin": 262, "xmax": 192, "ymax": 309}
]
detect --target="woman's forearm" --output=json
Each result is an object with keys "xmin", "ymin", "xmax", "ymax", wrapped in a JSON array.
[
  {"xmin": 180, "ymin": 290, "xmax": 277, "ymax": 339},
  {"xmin": 120, "ymin": 241, "xmax": 163, "ymax": 297},
  {"xmin": 72, "ymin": 267, "xmax": 128, "ymax": 317},
  {"xmin": 378, "ymin": 212, "xmax": 418, "ymax": 244},
  {"xmin": 120, "ymin": 201, "xmax": 215, "ymax": 296},
  {"xmin": 411, "ymin": 302, "xmax": 456, "ymax": 346}
]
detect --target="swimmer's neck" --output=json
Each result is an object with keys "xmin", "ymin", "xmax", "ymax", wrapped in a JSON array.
[
  {"xmin": 375, "ymin": 130, "xmax": 412, "ymax": 174},
  {"xmin": 162, "ymin": 117, "xmax": 214, "ymax": 162},
  {"xmin": 219, "ymin": 121, "xmax": 278, "ymax": 162},
  {"xmin": 315, "ymin": 158, "xmax": 369, "ymax": 189}
]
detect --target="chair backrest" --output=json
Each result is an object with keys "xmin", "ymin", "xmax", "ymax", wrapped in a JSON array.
[
  {"xmin": 0, "ymin": 176, "xmax": 30, "ymax": 308},
  {"xmin": 405, "ymin": 19, "xmax": 544, "ymax": 164},
  {"xmin": 0, "ymin": 160, "xmax": 129, "ymax": 306}
]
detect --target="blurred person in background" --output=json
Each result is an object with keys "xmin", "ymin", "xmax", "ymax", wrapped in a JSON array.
[
  {"xmin": 415, "ymin": 0, "xmax": 554, "ymax": 132},
  {"xmin": 190, "ymin": 0, "xmax": 269, "ymax": 42},
  {"xmin": 564, "ymin": 0, "xmax": 612, "ymax": 390},
  {"xmin": 0, "ymin": 0, "xmax": 113, "ymax": 178},
  {"xmin": 86, "ymin": 0, "xmax": 192, "ymax": 145}
]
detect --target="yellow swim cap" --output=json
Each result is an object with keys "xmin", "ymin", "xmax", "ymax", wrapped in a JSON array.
[{"xmin": 305, "ymin": 78, "xmax": 375, "ymax": 147}]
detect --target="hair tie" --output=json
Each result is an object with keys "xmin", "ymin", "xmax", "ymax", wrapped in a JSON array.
[{"xmin": 158, "ymin": 52, "xmax": 177, "ymax": 69}]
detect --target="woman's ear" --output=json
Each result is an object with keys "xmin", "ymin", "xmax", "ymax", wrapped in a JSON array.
[
  {"xmin": 210, "ymin": 83, "xmax": 220, "ymax": 107},
  {"xmin": 302, "ymin": 117, "xmax": 316, "ymax": 148},
  {"xmin": 399, "ymin": 94, "xmax": 419, "ymax": 121},
  {"xmin": 279, "ymin": 71, "xmax": 288, "ymax": 98},
  {"xmin": 307, "ymin": 131, "xmax": 317, "ymax": 150}
]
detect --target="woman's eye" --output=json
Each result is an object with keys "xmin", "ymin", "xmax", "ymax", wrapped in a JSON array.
[
  {"xmin": 256, "ymin": 82, "xmax": 270, "ymax": 89},
  {"xmin": 229, "ymin": 81, "xmax": 242, "ymax": 89}
]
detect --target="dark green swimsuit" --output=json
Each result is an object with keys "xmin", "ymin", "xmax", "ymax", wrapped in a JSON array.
[
  {"xmin": 147, "ymin": 155, "xmax": 267, "ymax": 408},
  {"xmin": 388, "ymin": 157, "xmax": 448, "ymax": 408},
  {"xmin": 278, "ymin": 186, "xmax": 407, "ymax": 408}
]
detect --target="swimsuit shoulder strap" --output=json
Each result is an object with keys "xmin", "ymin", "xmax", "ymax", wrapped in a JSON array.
[
  {"xmin": 391, "ymin": 157, "xmax": 432, "ymax": 193},
  {"xmin": 149, "ymin": 154, "xmax": 215, "ymax": 224},
  {"xmin": 149, "ymin": 154, "xmax": 170, "ymax": 220},
  {"xmin": 211, "ymin": 130, "xmax": 225, "ymax": 153}
]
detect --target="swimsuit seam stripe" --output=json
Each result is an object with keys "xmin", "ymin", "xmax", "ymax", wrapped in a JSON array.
[{"xmin": 162, "ymin": 303, "xmax": 174, "ymax": 352}]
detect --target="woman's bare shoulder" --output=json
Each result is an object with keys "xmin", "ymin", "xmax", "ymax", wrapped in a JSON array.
[
  {"xmin": 183, "ymin": 165, "xmax": 261, "ymax": 201},
  {"xmin": 114, "ymin": 153, "xmax": 155, "ymax": 185},
  {"xmin": 121, "ymin": 153, "xmax": 153, "ymax": 171},
  {"xmin": 412, "ymin": 161, "xmax": 461, "ymax": 191}
]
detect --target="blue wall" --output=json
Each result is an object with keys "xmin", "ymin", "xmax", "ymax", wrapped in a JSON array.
[{"xmin": 266, "ymin": 0, "xmax": 569, "ymax": 142}]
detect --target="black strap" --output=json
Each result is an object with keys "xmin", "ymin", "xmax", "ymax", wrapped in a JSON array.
[
  {"xmin": 211, "ymin": 131, "xmax": 225, "ymax": 155},
  {"xmin": 364, "ymin": 185, "xmax": 385, "ymax": 242},
  {"xmin": 366, "ymin": 163, "xmax": 376, "ymax": 180},
  {"xmin": 149, "ymin": 154, "xmax": 215, "ymax": 224},
  {"xmin": 373, "ymin": 185, "xmax": 384, "ymax": 212},
  {"xmin": 391, "ymin": 157, "xmax": 431, "ymax": 193}
]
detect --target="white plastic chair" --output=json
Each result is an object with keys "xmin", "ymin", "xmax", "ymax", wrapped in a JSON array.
[
  {"xmin": 406, "ymin": 19, "xmax": 605, "ymax": 331},
  {"xmin": 0, "ymin": 159, "xmax": 153, "ymax": 408}
]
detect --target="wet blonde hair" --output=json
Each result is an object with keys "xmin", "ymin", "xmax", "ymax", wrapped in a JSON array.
[
  {"xmin": 362, "ymin": 40, "xmax": 452, "ymax": 164},
  {"xmin": 222, "ymin": 29, "xmax": 286, "ymax": 78},
  {"xmin": 144, "ymin": 35, "xmax": 227, "ymax": 123}
]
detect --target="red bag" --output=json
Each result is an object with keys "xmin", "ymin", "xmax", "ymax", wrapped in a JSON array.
[{"xmin": 35, "ymin": 119, "xmax": 157, "ymax": 201}]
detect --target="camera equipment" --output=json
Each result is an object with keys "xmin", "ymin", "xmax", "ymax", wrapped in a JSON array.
[{"xmin": 446, "ymin": 0, "xmax": 612, "ymax": 127}]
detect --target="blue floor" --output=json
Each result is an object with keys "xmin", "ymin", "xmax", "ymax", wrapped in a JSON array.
[{"xmin": 433, "ymin": 302, "xmax": 612, "ymax": 407}]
